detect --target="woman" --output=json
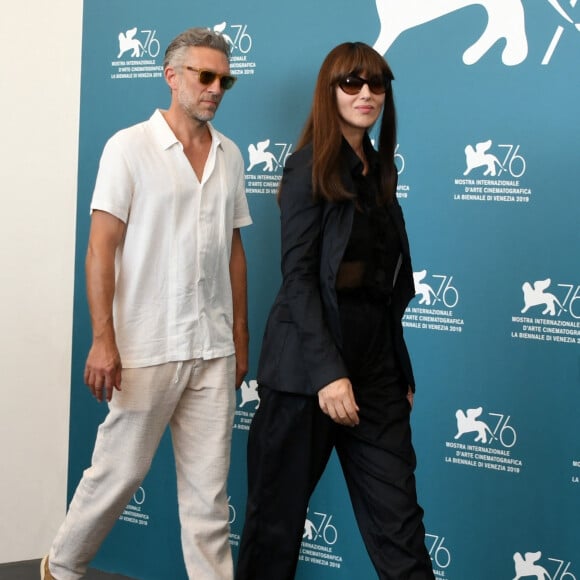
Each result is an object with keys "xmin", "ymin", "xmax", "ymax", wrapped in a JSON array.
[{"xmin": 236, "ymin": 42, "xmax": 434, "ymax": 580}]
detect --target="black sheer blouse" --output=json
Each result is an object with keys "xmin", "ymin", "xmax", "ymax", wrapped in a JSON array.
[
  {"xmin": 336, "ymin": 144, "xmax": 401, "ymax": 300},
  {"xmin": 334, "ymin": 139, "xmax": 404, "ymax": 390}
]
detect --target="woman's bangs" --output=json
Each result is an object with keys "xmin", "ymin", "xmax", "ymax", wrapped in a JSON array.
[{"xmin": 333, "ymin": 46, "xmax": 390, "ymax": 82}]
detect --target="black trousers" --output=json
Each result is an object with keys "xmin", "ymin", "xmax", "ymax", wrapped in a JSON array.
[{"xmin": 235, "ymin": 384, "xmax": 435, "ymax": 580}]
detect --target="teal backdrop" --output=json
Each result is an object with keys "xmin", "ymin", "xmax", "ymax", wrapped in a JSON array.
[{"xmin": 70, "ymin": 1, "xmax": 580, "ymax": 578}]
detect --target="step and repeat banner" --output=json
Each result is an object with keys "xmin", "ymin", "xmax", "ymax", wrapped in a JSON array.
[{"xmin": 70, "ymin": 1, "xmax": 580, "ymax": 578}]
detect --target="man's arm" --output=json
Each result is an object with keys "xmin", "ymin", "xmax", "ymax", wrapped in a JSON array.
[
  {"xmin": 229, "ymin": 228, "xmax": 249, "ymax": 388},
  {"xmin": 83, "ymin": 210, "xmax": 126, "ymax": 402}
]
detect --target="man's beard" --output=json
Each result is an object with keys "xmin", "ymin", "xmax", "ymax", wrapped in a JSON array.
[{"xmin": 179, "ymin": 91, "xmax": 218, "ymax": 124}]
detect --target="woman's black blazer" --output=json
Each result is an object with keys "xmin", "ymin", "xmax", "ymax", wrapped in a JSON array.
[{"xmin": 257, "ymin": 143, "xmax": 416, "ymax": 397}]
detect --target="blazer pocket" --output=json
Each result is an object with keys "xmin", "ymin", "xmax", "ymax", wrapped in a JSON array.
[{"xmin": 257, "ymin": 315, "xmax": 308, "ymax": 393}]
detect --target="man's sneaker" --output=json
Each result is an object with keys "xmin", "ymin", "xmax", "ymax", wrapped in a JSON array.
[{"xmin": 40, "ymin": 555, "xmax": 55, "ymax": 580}]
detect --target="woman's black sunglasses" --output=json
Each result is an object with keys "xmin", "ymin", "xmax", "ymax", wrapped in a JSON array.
[{"xmin": 338, "ymin": 74, "xmax": 389, "ymax": 95}]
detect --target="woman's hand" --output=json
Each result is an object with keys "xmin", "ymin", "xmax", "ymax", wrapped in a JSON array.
[{"xmin": 318, "ymin": 378, "xmax": 360, "ymax": 426}]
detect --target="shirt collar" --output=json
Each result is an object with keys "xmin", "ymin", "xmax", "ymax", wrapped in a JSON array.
[
  {"xmin": 342, "ymin": 133, "xmax": 379, "ymax": 177},
  {"xmin": 150, "ymin": 108, "xmax": 222, "ymax": 151}
]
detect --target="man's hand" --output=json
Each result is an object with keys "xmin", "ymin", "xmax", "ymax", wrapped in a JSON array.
[
  {"xmin": 84, "ymin": 338, "xmax": 122, "ymax": 402},
  {"xmin": 318, "ymin": 378, "xmax": 359, "ymax": 426},
  {"xmin": 229, "ymin": 228, "xmax": 249, "ymax": 389},
  {"xmin": 407, "ymin": 385, "xmax": 414, "ymax": 409},
  {"xmin": 84, "ymin": 210, "xmax": 126, "ymax": 403},
  {"xmin": 233, "ymin": 326, "xmax": 249, "ymax": 389}
]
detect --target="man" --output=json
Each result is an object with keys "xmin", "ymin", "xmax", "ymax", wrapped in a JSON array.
[{"xmin": 42, "ymin": 27, "xmax": 252, "ymax": 580}]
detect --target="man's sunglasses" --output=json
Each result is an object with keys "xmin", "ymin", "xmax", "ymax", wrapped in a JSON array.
[
  {"xmin": 184, "ymin": 66, "xmax": 237, "ymax": 90},
  {"xmin": 337, "ymin": 74, "xmax": 389, "ymax": 95}
]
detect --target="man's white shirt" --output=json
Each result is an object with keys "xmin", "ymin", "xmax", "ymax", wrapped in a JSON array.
[{"xmin": 90, "ymin": 109, "xmax": 252, "ymax": 368}]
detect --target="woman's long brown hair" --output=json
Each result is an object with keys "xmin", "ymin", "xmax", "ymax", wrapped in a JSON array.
[{"xmin": 295, "ymin": 41, "xmax": 397, "ymax": 205}]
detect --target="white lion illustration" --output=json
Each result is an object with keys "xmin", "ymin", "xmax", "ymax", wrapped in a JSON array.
[
  {"xmin": 303, "ymin": 517, "xmax": 316, "ymax": 540},
  {"xmin": 454, "ymin": 407, "xmax": 494, "ymax": 443},
  {"xmin": 413, "ymin": 270, "xmax": 437, "ymax": 305},
  {"xmin": 513, "ymin": 551, "xmax": 549, "ymax": 580},
  {"xmin": 213, "ymin": 22, "xmax": 234, "ymax": 47},
  {"xmin": 247, "ymin": 140, "xmax": 278, "ymax": 172},
  {"xmin": 117, "ymin": 28, "xmax": 144, "ymax": 58},
  {"xmin": 373, "ymin": 0, "xmax": 580, "ymax": 66},
  {"xmin": 521, "ymin": 279, "xmax": 565, "ymax": 316},
  {"xmin": 239, "ymin": 379, "xmax": 260, "ymax": 409},
  {"xmin": 464, "ymin": 140, "xmax": 504, "ymax": 176},
  {"xmin": 373, "ymin": 0, "xmax": 528, "ymax": 65}
]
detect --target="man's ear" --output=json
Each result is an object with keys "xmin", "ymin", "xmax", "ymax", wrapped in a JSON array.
[{"xmin": 164, "ymin": 66, "xmax": 178, "ymax": 91}]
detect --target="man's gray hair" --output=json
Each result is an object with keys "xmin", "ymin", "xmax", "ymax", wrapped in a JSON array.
[{"xmin": 163, "ymin": 27, "xmax": 231, "ymax": 70}]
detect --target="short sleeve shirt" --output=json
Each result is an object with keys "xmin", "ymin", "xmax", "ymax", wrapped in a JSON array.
[{"xmin": 90, "ymin": 109, "xmax": 252, "ymax": 368}]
